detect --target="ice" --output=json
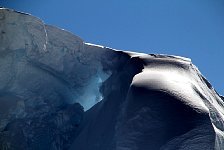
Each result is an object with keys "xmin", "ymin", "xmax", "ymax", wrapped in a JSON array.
[{"xmin": 75, "ymin": 69, "xmax": 111, "ymax": 111}]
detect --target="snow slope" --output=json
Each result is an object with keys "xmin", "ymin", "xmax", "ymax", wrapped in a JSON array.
[{"xmin": 0, "ymin": 8, "xmax": 223, "ymax": 150}]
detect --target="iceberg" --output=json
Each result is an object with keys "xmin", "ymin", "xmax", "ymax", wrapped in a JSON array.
[{"xmin": 0, "ymin": 8, "xmax": 223, "ymax": 150}]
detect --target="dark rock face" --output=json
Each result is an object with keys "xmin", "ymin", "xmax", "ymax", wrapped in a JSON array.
[{"xmin": 0, "ymin": 8, "xmax": 224, "ymax": 150}]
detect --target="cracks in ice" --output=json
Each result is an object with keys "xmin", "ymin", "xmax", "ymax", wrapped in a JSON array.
[{"xmin": 42, "ymin": 23, "xmax": 48, "ymax": 52}]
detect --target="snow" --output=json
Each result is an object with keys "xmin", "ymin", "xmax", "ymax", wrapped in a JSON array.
[
  {"xmin": 130, "ymin": 54, "xmax": 224, "ymax": 149},
  {"xmin": 132, "ymin": 58, "xmax": 208, "ymax": 112},
  {"xmin": 85, "ymin": 42, "xmax": 105, "ymax": 48}
]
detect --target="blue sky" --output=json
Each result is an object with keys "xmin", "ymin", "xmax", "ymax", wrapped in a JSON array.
[{"xmin": 1, "ymin": 0, "xmax": 224, "ymax": 94}]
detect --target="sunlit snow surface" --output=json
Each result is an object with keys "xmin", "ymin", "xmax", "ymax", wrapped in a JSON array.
[{"xmin": 131, "ymin": 54, "xmax": 224, "ymax": 150}]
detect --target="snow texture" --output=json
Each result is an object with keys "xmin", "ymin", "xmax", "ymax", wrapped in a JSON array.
[{"xmin": 0, "ymin": 8, "xmax": 224, "ymax": 150}]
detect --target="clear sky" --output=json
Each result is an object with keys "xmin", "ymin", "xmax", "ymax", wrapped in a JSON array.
[{"xmin": 1, "ymin": 0, "xmax": 224, "ymax": 94}]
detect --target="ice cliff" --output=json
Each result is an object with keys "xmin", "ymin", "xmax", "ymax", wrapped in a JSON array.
[{"xmin": 0, "ymin": 8, "xmax": 223, "ymax": 150}]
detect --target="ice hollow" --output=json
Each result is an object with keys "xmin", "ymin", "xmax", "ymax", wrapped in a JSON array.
[{"xmin": 0, "ymin": 8, "xmax": 224, "ymax": 150}]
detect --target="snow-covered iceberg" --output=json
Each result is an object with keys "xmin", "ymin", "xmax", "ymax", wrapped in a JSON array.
[{"xmin": 0, "ymin": 8, "xmax": 223, "ymax": 150}]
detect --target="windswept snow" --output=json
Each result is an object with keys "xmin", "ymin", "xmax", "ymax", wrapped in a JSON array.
[{"xmin": 132, "ymin": 56, "xmax": 208, "ymax": 112}]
